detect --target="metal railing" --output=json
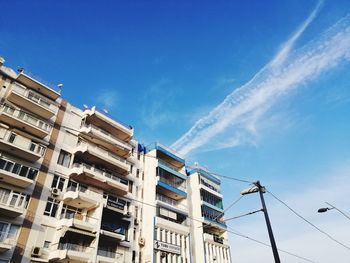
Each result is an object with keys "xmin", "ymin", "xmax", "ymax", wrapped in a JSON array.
[
  {"xmin": 1, "ymin": 105, "xmax": 52, "ymax": 133},
  {"xmin": 72, "ymin": 163, "xmax": 129, "ymax": 186},
  {"xmin": 158, "ymin": 176, "xmax": 186, "ymax": 192},
  {"xmin": 58, "ymin": 243, "xmax": 88, "ymax": 252},
  {"xmin": 0, "ymin": 190, "xmax": 28, "ymax": 210},
  {"xmin": 156, "ymin": 193, "xmax": 187, "ymax": 210}
]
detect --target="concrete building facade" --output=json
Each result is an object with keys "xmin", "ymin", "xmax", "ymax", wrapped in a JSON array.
[{"xmin": 0, "ymin": 57, "xmax": 231, "ymax": 263}]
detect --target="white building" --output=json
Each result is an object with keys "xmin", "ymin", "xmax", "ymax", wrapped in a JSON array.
[
  {"xmin": 188, "ymin": 165, "xmax": 232, "ymax": 263},
  {"xmin": 140, "ymin": 142, "xmax": 191, "ymax": 263}
]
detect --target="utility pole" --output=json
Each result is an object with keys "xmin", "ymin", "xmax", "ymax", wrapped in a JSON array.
[{"xmin": 256, "ymin": 181, "xmax": 281, "ymax": 263}]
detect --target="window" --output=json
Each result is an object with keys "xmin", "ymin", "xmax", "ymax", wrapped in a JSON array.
[
  {"xmin": 43, "ymin": 241, "xmax": 51, "ymax": 248},
  {"xmin": 8, "ymin": 133, "xmax": 16, "ymax": 143},
  {"xmin": 128, "ymin": 181, "xmax": 133, "ymax": 193},
  {"xmin": 136, "ymin": 169, "xmax": 140, "ymax": 178},
  {"xmin": 57, "ymin": 150, "xmax": 71, "ymax": 167},
  {"xmin": 44, "ymin": 197, "xmax": 59, "ymax": 217},
  {"xmin": 51, "ymin": 175, "xmax": 66, "ymax": 190}
]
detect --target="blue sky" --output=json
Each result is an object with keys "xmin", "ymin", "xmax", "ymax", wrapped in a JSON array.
[{"xmin": 1, "ymin": 0, "xmax": 350, "ymax": 262}]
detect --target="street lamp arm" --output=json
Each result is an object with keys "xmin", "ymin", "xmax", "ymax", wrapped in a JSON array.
[{"xmin": 325, "ymin": 202, "xmax": 350, "ymax": 221}]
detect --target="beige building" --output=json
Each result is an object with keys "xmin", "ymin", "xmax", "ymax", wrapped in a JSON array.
[
  {"xmin": 0, "ymin": 57, "xmax": 143, "ymax": 263},
  {"xmin": 0, "ymin": 57, "xmax": 231, "ymax": 263}
]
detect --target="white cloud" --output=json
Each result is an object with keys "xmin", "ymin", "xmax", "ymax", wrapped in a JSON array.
[
  {"xmin": 171, "ymin": 4, "xmax": 350, "ymax": 156},
  {"xmin": 96, "ymin": 89, "xmax": 119, "ymax": 111}
]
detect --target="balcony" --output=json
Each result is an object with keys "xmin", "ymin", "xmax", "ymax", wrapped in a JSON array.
[
  {"xmin": 74, "ymin": 141, "xmax": 130, "ymax": 174},
  {"xmin": 146, "ymin": 142, "xmax": 185, "ymax": 168},
  {"xmin": 83, "ymin": 106, "xmax": 133, "ymax": 141},
  {"xmin": 69, "ymin": 163, "xmax": 129, "ymax": 195},
  {"xmin": 7, "ymin": 83, "xmax": 57, "ymax": 119},
  {"xmin": 0, "ymin": 231, "xmax": 16, "ymax": 253},
  {"xmin": 0, "ymin": 105, "xmax": 52, "ymax": 138},
  {"xmin": 79, "ymin": 124, "xmax": 132, "ymax": 157},
  {"xmin": 156, "ymin": 176, "xmax": 187, "ymax": 200},
  {"xmin": 0, "ymin": 130, "xmax": 46, "ymax": 162},
  {"xmin": 200, "ymin": 178, "xmax": 222, "ymax": 198},
  {"xmin": 201, "ymin": 200, "xmax": 224, "ymax": 212},
  {"xmin": 57, "ymin": 213, "xmax": 97, "ymax": 233},
  {"xmin": 16, "ymin": 72, "xmax": 61, "ymax": 101},
  {"xmin": 158, "ymin": 160, "xmax": 187, "ymax": 180},
  {"xmin": 156, "ymin": 193, "xmax": 188, "ymax": 214},
  {"xmin": 0, "ymin": 157, "xmax": 37, "ymax": 188},
  {"xmin": 203, "ymin": 233, "xmax": 230, "ymax": 247},
  {"xmin": 49, "ymin": 243, "xmax": 92, "ymax": 262},
  {"xmin": 97, "ymin": 249, "xmax": 124, "ymax": 263},
  {"xmin": 0, "ymin": 190, "xmax": 27, "ymax": 217},
  {"xmin": 63, "ymin": 186, "xmax": 99, "ymax": 210},
  {"xmin": 100, "ymin": 223, "xmax": 127, "ymax": 241}
]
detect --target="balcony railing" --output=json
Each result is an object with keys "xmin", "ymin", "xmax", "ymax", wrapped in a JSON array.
[
  {"xmin": 11, "ymin": 84, "xmax": 56, "ymax": 111},
  {"xmin": 58, "ymin": 243, "xmax": 89, "ymax": 252},
  {"xmin": 77, "ymin": 141, "xmax": 131, "ymax": 166},
  {"xmin": 101, "ymin": 223, "xmax": 127, "ymax": 235},
  {"xmin": 0, "ymin": 189, "xmax": 28, "ymax": 210},
  {"xmin": 97, "ymin": 249, "xmax": 124, "ymax": 259},
  {"xmin": 1, "ymin": 105, "xmax": 52, "ymax": 133},
  {"xmin": 0, "ymin": 157, "xmax": 38, "ymax": 180},
  {"xmin": 156, "ymin": 193, "xmax": 187, "ymax": 210},
  {"xmin": 158, "ymin": 160, "xmax": 182, "ymax": 174},
  {"xmin": 0, "ymin": 230, "xmax": 16, "ymax": 243},
  {"xmin": 73, "ymin": 163, "xmax": 129, "ymax": 186},
  {"xmin": 158, "ymin": 176, "xmax": 186, "ymax": 192},
  {"xmin": 81, "ymin": 124, "xmax": 131, "ymax": 149}
]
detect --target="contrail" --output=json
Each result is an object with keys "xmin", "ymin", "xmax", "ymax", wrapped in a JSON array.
[{"xmin": 171, "ymin": 5, "xmax": 350, "ymax": 156}]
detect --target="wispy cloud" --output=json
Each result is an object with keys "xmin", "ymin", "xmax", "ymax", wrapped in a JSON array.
[
  {"xmin": 96, "ymin": 89, "xmax": 119, "ymax": 111},
  {"xmin": 140, "ymin": 78, "xmax": 178, "ymax": 130},
  {"xmin": 171, "ymin": 2, "xmax": 350, "ymax": 156}
]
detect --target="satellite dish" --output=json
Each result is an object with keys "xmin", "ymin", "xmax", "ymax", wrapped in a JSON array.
[
  {"xmin": 103, "ymin": 109, "xmax": 109, "ymax": 114},
  {"xmin": 57, "ymin": 83, "xmax": 63, "ymax": 88},
  {"xmin": 83, "ymin": 104, "xmax": 88, "ymax": 109}
]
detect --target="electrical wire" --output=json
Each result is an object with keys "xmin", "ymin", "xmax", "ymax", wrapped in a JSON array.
[
  {"xmin": 209, "ymin": 172, "xmax": 253, "ymax": 184},
  {"xmin": 267, "ymin": 190, "xmax": 350, "ymax": 251},
  {"xmin": 224, "ymin": 209, "xmax": 263, "ymax": 222},
  {"xmin": 226, "ymin": 226, "xmax": 318, "ymax": 263}
]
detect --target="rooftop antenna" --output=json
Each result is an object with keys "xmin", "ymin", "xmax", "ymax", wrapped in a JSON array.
[
  {"xmin": 103, "ymin": 109, "xmax": 109, "ymax": 114},
  {"xmin": 57, "ymin": 83, "xmax": 63, "ymax": 93}
]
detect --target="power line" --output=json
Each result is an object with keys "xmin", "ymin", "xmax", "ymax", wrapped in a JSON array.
[
  {"xmin": 209, "ymin": 172, "xmax": 253, "ymax": 184},
  {"xmin": 224, "ymin": 209, "xmax": 263, "ymax": 222},
  {"xmin": 226, "ymin": 226, "xmax": 318, "ymax": 263},
  {"xmin": 267, "ymin": 190, "xmax": 350, "ymax": 251}
]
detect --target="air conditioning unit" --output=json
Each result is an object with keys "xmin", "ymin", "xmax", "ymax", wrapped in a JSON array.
[
  {"xmin": 31, "ymin": 246, "xmax": 42, "ymax": 257},
  {"xmin": 134, "ymin": 219, "xmax": 139, "ymax": 225},
  {"xmin": 51, "ymin": 188, "xmax": 61, "ymax": 196},
  {"xmin": 139, "ymin": 237, "xmax": 145, "ymax": 246}
]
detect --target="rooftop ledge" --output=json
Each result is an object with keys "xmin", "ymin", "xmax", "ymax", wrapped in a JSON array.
[{"xmin": 16, "ymin": 72, "xmax": 61, "ymax": 101}]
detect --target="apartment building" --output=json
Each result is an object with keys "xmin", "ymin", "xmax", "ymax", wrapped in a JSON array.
[
  {"xmin": 0, "ymin": 57, "xmax": 143, "ymax": 263},
  {"xmin": 0, "ymin": 57, "xmax": 232, "ymax": 263},
  {"xmin": 188, "ymin": 165, "xmax": 231, "ymax": 263},
  {"xmin": 140, "ymin": 142, "xmax": 190, "ymax": 263}
]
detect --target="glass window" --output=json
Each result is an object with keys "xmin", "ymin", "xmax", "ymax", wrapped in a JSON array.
[
  {"xmin": 57, "ymin": 150, "xmax": 72, "ymax": 168},
  {"xmin": 8, "ymin": 133, "xmax": 16, "ymax": 143},
  {"xmin": 44, "ymin": 197, "xmax": 59, "ymax": 217},
  {"xmin": 51, "ymin": 175, "xmax": 65, "ymax": 190}
]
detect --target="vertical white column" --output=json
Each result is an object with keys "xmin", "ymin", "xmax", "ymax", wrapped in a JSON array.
[{"xmin": 205, "ymin": 242, "xmax": 210, "ymax": 263}]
